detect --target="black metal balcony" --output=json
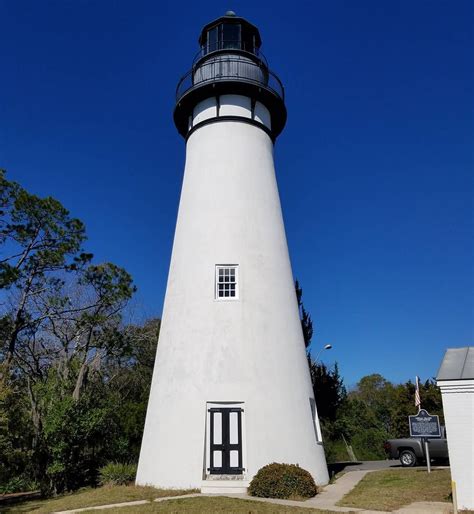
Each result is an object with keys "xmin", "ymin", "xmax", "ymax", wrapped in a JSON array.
[{"xmin": 176, "ymin": 56, "xmax": 284, "ymax": 104}]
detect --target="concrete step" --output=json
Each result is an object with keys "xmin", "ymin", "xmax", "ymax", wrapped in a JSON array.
[{"xmin": 201, "ymin": 479, "xmax": 249, "ymax": 494}]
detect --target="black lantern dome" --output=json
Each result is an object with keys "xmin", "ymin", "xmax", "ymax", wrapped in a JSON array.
[{"xmin": 174, "ymin": 13, "xmax": 286, "ymax": 140}]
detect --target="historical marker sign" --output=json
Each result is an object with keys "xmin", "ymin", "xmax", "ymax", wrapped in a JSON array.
[{"xmin": 409, "ymin": 409, "xmax": 441, "ymax": 438}]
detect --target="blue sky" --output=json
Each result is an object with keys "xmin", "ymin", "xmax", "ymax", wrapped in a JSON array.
[{"xmin": 1, "ymin": 1, "xmax": 472, "ymax": 386}]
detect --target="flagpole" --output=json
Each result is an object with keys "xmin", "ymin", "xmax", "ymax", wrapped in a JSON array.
[{"xmin": 415, "ymin": 376, "xmax": 421, "ymax": 412}]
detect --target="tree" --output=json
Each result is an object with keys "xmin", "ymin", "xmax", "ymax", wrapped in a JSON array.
[
  {"xmin": 295, "ymin": 280, "xmax": 313, "ymax": 348},
  {"xmin": 349, "ymin": 374, "xmax": 396, "ymax": 433},
  {"xmin": 0, "ymin": 170, "xmax": 92, "ymax": 375},
  {"xmin": 310, "ymin": 362, "xmax": 346, "ymax": 422},
  {"xmin": 106, "ymin": 319, "xmax": 160, "ymax": 461},
  {"xmin": 0, "ymin": 170, "xmax": 138, "ymax": 492}
]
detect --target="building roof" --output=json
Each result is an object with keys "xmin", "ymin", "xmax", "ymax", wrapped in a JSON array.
[{"xmin": 437, "ymin": 347, "xmax": 474, "ymax": 380}]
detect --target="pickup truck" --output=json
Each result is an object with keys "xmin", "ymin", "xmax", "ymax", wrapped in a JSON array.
[{"xmin": 383, "ymin": 428, "xmax": 449, "ymax": 467}]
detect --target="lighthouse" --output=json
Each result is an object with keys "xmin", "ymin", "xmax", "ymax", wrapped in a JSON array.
[{"xmin": 136, "ymin": 12, "xmax": 329, "ymax": 493}]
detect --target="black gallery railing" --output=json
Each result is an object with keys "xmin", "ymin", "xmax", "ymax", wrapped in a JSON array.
[{"xmin": 176, "ymin": 57, "xmax": 285, "ymax": 103}]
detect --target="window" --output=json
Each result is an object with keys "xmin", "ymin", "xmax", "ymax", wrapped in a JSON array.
[
  {"xmin": 205, "ymin": 23, "xmax": 242, "ymax": 54},
  {"xmin": 207, "ymin": 26, "xmax": 218, "ymax": 53},
  {"xmin": 222, "ymin": 23, "xmax": 240, "ymax": 50},
  {"xmin": 310, "ymin": 398, "xmax": 323, "ymax": 443},
  {"xmin": 215, "ymin": 265, "xmax": 238, "ymax": 300}
]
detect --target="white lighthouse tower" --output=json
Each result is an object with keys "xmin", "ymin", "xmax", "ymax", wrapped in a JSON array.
[{"xmin": 136, "ymin": 12, "xmax": 329, "ymax": 493}]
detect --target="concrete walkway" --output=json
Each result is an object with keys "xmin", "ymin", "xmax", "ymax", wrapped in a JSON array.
[
  {"xmin": 54, "ymin": 495, "xmax": 202, "ymax": 513},
  {"xmin": 307, "ymin": 470, "xmax": 377, "ymax": 511},
  {"xmin": 54, "ymin": 470, "xmax": 454, "ymax": 514},
  {"xmin": 393, "ymin": 502, "xmax": 453, "ymax": 514}
]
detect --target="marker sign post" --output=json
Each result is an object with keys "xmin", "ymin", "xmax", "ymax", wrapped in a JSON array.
[{"xmin": 408, "ymin": 409, "xmax": 441, "ymax": 473}]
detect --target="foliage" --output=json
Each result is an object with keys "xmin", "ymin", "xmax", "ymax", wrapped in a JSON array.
[
  {"xmin": 0, "ymin": 169, "xmax": 91, "ymax": 373},
  {"xmin": 248, "ymin": 463, "xmax": 317, "ymax": 499},
  {"xmin": 0, "ymin": 171, "xmax": 158, "ymax": 494},
  {"xmin": 0, "ymin": 364, "xmax": 35, "ymax": 485},
  {"xmin": 99, "ymin": 462, "xmax": 138, "ymax": 486},
  {"xmin": 295, "ymin": 280, "xmax": 313, "ymax": 348},
  {"xmin": 310, "ymin": 362, "xmax": 346, "ymax": 422},
  {"xmin": 320, "ymin": 374, "xmax": 444, "ymax": 462},
  {"xmin": 0, "ymin": 475, "xmax": 39, "ymax": 494}
]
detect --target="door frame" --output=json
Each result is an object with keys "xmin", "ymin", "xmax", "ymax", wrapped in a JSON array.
[{"xmin": 205, "ymin": 402, "xmax": 247, "ymax": 478}]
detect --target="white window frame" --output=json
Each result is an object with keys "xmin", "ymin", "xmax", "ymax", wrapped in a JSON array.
[
  {"xmin": 310, "ymin": 397, "xmax": 323, "ymax": 443},
  {"xmin": 215, "ymin": 265, "xmax": 239, "ymax": 300}
]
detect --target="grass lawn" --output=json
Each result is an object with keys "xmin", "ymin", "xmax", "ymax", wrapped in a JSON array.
[
  {"xmin": 4, "ymin": 485, "xmax": 198, "ymax": 513},
  {"xmin": 338, "ymin": 468, "xmax": 452, "ymax": 511},
  {"xmin": 81, "ymin": 496, "xmax": 353, "ymax": 513}
]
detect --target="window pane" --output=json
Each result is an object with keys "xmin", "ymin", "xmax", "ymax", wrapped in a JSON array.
[
  {"xmin": 216, "ymin": 266, "xmax": 238, "ymax": 299},
  {"xmin": 208, "ymin": 26, "xmax": 218, "ymax": 53},
  {"xmin": 241, "ymin": 25, "xmax": 254, "ymax": 53},
  {"xmin": 213, "ymin": 450, "xmax": 222, "ymax": 468},
  {"xmin": 213, "ymin": 412, "xmax": 222, "ymax": 444},
  {"xmin": 223, "ymin": 23, "xmax": 240, "ymax": 49}
]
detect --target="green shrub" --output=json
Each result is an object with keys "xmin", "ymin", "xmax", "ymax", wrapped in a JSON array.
[
  {"xmin": 0, "ymin": 476, "xmax": 39, "ymax": 494},
  {"xmin": 350, "ymin": 429, "xmax": 387, "ymax": 460},
  {"xmin": 248, "ymin": 462, "xmax": 317, "ymax": 499},
  {"xmin": 98, "ymin": 462, "xmax": 137, "ymax": 486},
  {"xmin": 322, "ymin": 439, "xmax": 351, "ymax": 463}
]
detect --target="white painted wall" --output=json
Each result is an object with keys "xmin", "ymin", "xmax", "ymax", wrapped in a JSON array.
[
  {"xmin": 254, "ymin": 101, "xmax": 271, "ymax": 130},
  {"xmin": 193, "ymin": 97, "xmax": 217, "ymax": 125},
  {"xmin": 437, "ymin": 380, "xmax": 474, "ymax": 510},
  {"xmin": 219, "ymin": 94, "xmax": 251, "ymax": 118},
  {"xmin": 136, "ymin": 108, "xmax": 329, "ymax": 490},
  {"xmin": 191, "ymin": 95, "xmax": 272, "ymax": 131}
]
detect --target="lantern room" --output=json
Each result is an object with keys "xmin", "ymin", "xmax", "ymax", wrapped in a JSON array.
[{"xmin": 197, "ymin": 11, "xmax": 263, "ymax": 62}]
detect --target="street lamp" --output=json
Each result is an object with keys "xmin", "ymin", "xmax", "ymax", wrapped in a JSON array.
[{"xmin": 314, "ymin": 344, "xmax": 332, "ymax": 363}]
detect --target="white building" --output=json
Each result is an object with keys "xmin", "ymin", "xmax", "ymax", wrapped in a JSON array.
[
  {"xmin": 136, "ymin": 12, "xmax": 329, "ymax": 493},
  {"xmin": 437, "ymin": 347, "xmax": 474, "ymax": 511}
]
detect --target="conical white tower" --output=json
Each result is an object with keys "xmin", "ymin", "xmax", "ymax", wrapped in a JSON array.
[{"xmin": 137, "ymin": 12, "xmax": 329, "ymax": 492}]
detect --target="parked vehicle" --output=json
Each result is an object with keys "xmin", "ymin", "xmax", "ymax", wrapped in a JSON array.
[{"xmin": 383, "ymin": 427, "xmax": 449, "ymax": 467}]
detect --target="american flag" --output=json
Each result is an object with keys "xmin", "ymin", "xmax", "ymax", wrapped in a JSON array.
[{"xmin": 415, "ymin": 376, "xmax": 421, "ymax": 411}]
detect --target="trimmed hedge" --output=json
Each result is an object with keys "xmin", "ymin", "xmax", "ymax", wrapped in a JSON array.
[
  {"xmin": 248, "ymin": 462, "xmax": 318, "ymax": 499},
  {"xmin": 98, "ymin": 462, "xmax": 137, "ymax": 486}
]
